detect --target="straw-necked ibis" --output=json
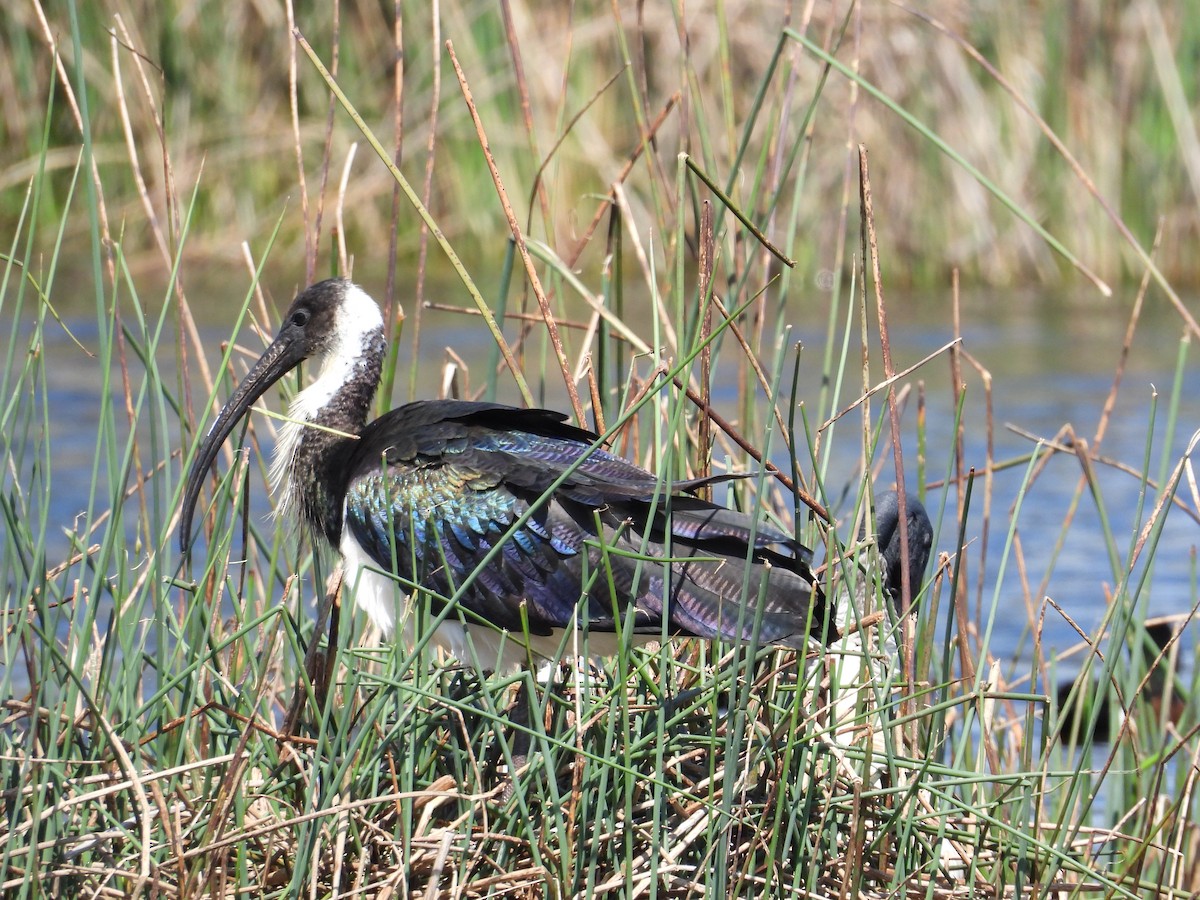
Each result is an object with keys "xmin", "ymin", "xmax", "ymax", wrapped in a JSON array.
[{"xmin": 180, "ymin": 278, "xmax": 931, "ymax": 673}]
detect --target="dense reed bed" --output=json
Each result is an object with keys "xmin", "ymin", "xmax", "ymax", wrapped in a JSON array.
[{"xmin": 1, "ymin": 2, "xmax": 1197, "ymax": 897}]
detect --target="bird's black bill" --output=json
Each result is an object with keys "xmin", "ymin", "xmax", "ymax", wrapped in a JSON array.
[{"xmin": 179, "ymin": 333, "xmax": 306, "ymax": 559}]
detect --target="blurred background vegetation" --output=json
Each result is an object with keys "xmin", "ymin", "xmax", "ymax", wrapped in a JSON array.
[{"xmin": 3, "ymin": 0, "xmax": 1199, "ymax": 293}]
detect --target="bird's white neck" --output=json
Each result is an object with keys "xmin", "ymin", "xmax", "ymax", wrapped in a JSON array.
[{"xmin": 269, "ymin": 284, "xmax": 386, "ymax": 526}]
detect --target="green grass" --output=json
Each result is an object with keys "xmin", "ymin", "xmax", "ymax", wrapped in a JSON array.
[{"xmin": 1, "ymin": 2, "xmax": 1199, "ymax": 897}]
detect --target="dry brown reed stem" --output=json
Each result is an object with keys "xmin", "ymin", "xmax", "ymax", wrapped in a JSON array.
[
  {"xmin": 1095, "ymin": 222, "xmax": 1162, "ymax": 449},
  {"xmin": 383, "ymin": 0, "xmax": 404, "ymax": 334},
  {"xmin": 499, "ymin": 0, "xmax": 551, "ymax": 233},
  {"xmin": 110, "ymin": 18, "xmax": 170, "ymax": 266},
  {"xmin": 916, "ymin": 377, "xmax": 927, "ymax": 491},
  {"xmin": 1129, "ymin": 429, "xmax": 1200, "ymax": 571},
  {"xmin": 622, "ymin": 3, "xmax": 677, "ymax": 225},
  {"xmin": 1063, "ymin": 601, "xmax": 1200, "ymax": 824},
  {"xmin": 46, "ymin": 15, "xmax": 166, "ymax": 561},
  {"xmin": 309, "ymin": 0, "xmax": 341, "ymax": 284},
  {"xmin": 176, "ymin": 785, "xmax": 503, "ymax": 864},
  {"xmin": 957, "ymin": 346, "xmax": 993, "ymax": 619},
  {"xmin": 671, "ymin": 375, "xmax": 829, "ymax": 523},
  {"xmin": 446, "ymin": 39, "xmax": 585, "ymax": 426},
  {"xmin": 335, "ymin": 142, "xmax": 357, "ymax": 275},
  {"xmin": 861, "ymin": 143, "xmax": 937, "ymax": 763},
  {"xmin": 820, "ymin": 339, "xmax": 960, "ymax": 435},
  {"xmin": 189, "ymin": 671, "xmax": 274, "ymax": 896},
  {"xmin": 1188, "ymin": 442, "xmax": 1200, "ymax": 517},
  {"xmin": 141, "ymin": 35, "xmax": 186, "ymax": 245},
  {"xmin": 708, "ymin": 293, "xmax": 797, "ymax": 468},
  {"xmin": 950, "ymin": 469, "xmax": 979, "ymax": 725},
  {"xmin": 1025, "ymin": 424, "xmax": 1089, "ymax": 605},
  {"xmin": 142, "ymin": 698, "xmax": 310, "ymax": 750},
  {"xmin": 942, "ymin": 272, "xmax": 994, "ymax": 638},
  {"xmin": 1021, "ymin": 223, "xmax": 1164, "ymax": 607},
  {"xmin": 2, "ymin": 726, "xmax": 226, "ymax": 819},
  {"xmin": 240, "ymin": 244, "xmax": 276, "ymax": 347},
  {"xmin": 998, "ymin": 425, "xmax": 1200, "ymax": 529},
  {"xmin": 573, "ymin": 318, "xmax": 599, "ymax": 396},
  {"xmin": 281, "ymin": 567, "xmax": 344, "ymax": 740},
  {"xmin": 285, "ymin": 0, "xmax": 310, "ymax": 276},
  {"xmin": 526, "ymin": 64, "xmax": 627, "ymax": 234},
  {"xmin": 440, "ymin": 346, "xmax": 470, "ymax": 399},
  {"xmin": 405, "ymin": 0, "xmax": 441, "ymax": 402},
  {"xmin": 69, "ymin": 457, "xmax": 167, "ymax": 550},
  {"xmin": 866, "ymin": 384, "xmax": 912, "ymax": 485},
  {"xmin": 797, "ymin": 6, "xmax": 857, "ymax": 473},
  {"xmin": 29, "ymin": 0, "xmax": 114, "ymax": 284},
  {"xmin": 856, "ymin": 147, "xmax": 914, "ymax": 607},
  {"xmin": 146, "ymin": 779, "xmax": 183, "ymax": 890},
  {"xmin": 88, "ymin": 701, "xmax": 153, "ymax": 892},
  {"xmin": 564, "ymin": 92, "xmax": 679, "ymax": 269},
  {"xmin": 683, "ymin": 155, "xmax": 795, "ymax": 269},
  {"xmin": 948, "ymin": 270, "xmax": 966, "ymax": 646},
  {"xmin": 697, "ymin": 200, "xmax": 714, "ymax": 499},
  {"xmin": 1011, "ymin": 527, "xmax": 1039, "ymax": 692},
  {"xmin": 609, "ymin": 182, "xmax": 680, "ymax": 354},
  {"xmin": 584, "ymin": 355, "xmax": 606, "ymax": 434},
  {"xmin": 295, "ymin": 31, "xmax": 532, "ymax": 406},
  {"xmin": 423, "ymin": 302, "xmax": 592, "ymax": 331}
]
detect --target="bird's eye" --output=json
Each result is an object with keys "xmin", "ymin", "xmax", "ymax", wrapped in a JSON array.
[{"xmin": 291, "ymin": 309, "xmax": 310, "ymax": 327}]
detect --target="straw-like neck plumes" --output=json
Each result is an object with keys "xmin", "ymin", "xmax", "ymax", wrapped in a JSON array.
[{"xmin": 270, "ymin": 284, "xmax": 386, "ymax": 544}]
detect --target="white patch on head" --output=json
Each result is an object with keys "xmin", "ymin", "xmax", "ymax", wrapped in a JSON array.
[{"xmin": 269, "ymin": 282, "xmax": 385, "ymax": 515}]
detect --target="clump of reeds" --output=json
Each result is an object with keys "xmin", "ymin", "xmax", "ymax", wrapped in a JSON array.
[{"xmin": 1, "ymin": 4, "xmax": 1198, "ymax": 898}]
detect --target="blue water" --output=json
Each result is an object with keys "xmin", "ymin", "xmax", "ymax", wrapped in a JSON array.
[
  {"xmin": 788, "ymin": 303, "xmax": 1199, "ymax": 682},
  {"xmin": 9, "ymin": 290, "xmax": 1200, "ymax": 683}
]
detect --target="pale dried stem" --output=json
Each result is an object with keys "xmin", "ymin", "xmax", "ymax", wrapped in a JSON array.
[{"xmin": 447, "ymin": 40, "xmax": 585, "ymax": 425}]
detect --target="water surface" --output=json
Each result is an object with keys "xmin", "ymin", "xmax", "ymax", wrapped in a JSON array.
[{"xmin": 16, "ymin": 283, "xmax": 1200, "ymax": 682}]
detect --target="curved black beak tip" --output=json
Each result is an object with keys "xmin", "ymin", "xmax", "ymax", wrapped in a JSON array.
[
  {"xmin": 176, "ymin": 328, "xmax": 306, "ymax": 566},
  {"xmin": 178, "ymin": 446, "xmax": 208, "ymax": 563}
]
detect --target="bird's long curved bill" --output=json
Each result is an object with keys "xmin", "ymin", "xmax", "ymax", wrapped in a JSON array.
[{"xmin": 179, "ymin": 335, "xmax": 302, "ymax": 558}]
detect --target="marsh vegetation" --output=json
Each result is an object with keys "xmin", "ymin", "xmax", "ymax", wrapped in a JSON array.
[{"xmin": 1, "ymin": 2, "xmax": 1198, "ymax": 896}]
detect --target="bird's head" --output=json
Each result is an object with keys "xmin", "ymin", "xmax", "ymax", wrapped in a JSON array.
[
  {"xmin": 871, "ymin": 490, "xmax": 933, "ymax": 609},
  {"xmin": 179, "ymin": 278, "xmax": 377, "ymax": 557}
]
